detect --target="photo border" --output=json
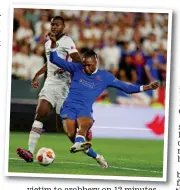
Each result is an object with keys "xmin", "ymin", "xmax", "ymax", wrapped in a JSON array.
[{"xmin": 4, "ymin": 4, "xmax": 173, "ymax": 182}]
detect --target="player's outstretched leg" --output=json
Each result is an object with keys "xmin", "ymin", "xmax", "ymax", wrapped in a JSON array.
[
  {"xmin": 63, "ymin": 119, "xmax": 108, "ymax": 167},
  {"xmin": 84, "ymin": 148, "xmax": 109, "ymax": 168},
  {"xmin": 70, "ymin": 117, "xmax": 93, "ymax": 153},
  {"xmin": 17, "ymin": 99, "xmax": 52, "ymax": 162}
]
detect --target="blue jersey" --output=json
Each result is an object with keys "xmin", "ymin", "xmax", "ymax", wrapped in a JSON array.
[{"xmin": 50, "ymin": 50, "xmax": 141, "ymax": 113}]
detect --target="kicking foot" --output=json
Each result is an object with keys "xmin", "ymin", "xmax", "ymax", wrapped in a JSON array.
[
  {"xmin": 70, "ymin": 142, "xmax": 92, "ymax": 153},
  {"xmin": 96, "ymin": 155, "xmax": 109, "ymax": 168},
  {"xmin": 16, "ymin": 148, "xmax": 33, "ymax": 162}
]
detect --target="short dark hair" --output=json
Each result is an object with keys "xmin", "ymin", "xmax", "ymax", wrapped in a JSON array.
[
  {"xmin": 83, "ymin": 50, "xmax": 98, "ymax": 59},
  {"xmin": 51, "ymin": 16, "xmax": 65, "ymax": 24}
]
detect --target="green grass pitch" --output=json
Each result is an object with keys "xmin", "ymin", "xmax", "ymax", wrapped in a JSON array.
[{"xmin": 8, "ymin": 132, "xmax": 164, "ymax": 178}]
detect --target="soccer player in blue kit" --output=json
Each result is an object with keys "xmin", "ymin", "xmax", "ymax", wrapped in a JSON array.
[{"xmin": 49, "ymin": 33, "xmax": 159, "ymax": 168}]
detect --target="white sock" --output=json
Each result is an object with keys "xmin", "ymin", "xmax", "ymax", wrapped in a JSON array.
[{"xmin": 28, "ymin": 120, "xmax": 43, "ymax": 154}]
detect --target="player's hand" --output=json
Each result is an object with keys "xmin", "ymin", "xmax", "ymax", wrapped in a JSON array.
[
  {"xmin": 143, "ymin": 81, "xmax": 159, "ymax": 91},
  {"xmin": 49, "ymin": 32, "xmax": 56, "ymax": 48},
  {"xmin": 149, "ymin": 81, "xmax": 159, "ymax": 90},
  {"xmin": 31, "ymin": 76, "xmax": 39, "ymax": 88}
]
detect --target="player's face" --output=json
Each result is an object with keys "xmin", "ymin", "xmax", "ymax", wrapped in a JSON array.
[
  {"xmin": 83, "ymin": 56, "xmax": 97, "ymax": 75},
  {"xmin": 51, "ymin": 19, "xmax": 65, "ymax": 36}
]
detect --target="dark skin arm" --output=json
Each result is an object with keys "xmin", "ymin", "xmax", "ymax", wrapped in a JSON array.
[
  {"xmin": 143, "ymin": 81, "xmax": 159, "ymax": 91},
  {"xmin": 70, "ymin": 52, "xmax": 82, "ymax": 63},
  {"xmin": 31, "ymin": 63, "xmax": 47, "ymax": 88}
]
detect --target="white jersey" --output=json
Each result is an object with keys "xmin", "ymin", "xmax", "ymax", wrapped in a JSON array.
[
  {"xmin": 44, "ymin": 35, "xmax": 78, "ymax": 85},
  {"xmin": 39, "ymin": 35, "xmax": 78, "ymax": 113}
]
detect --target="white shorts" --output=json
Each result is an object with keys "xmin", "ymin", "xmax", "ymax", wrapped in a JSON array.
[{"xmin": 39, "ymin": 83, "xmax": 69, "ymax": 114}]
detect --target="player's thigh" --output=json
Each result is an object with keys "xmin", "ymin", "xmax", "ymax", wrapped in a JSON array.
[
  {"xmin": 38, "ymin": 85, "xmax": 56, "ymax": 113},
  {"xmin": 35, "ymin": 99, "xmax": 53, "ymax": 119},
  {"xmin": 62, "ymin": 119, "xmax": 77, "ymax": 137},
  {"xmin": 77, "ymin": 117, "xmax": 93, "ymax": 130}
]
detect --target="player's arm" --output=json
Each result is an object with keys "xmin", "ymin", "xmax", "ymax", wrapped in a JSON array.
[
  {"xmin": 65, "ymin": 35, "xmax": 82, "ymax": 63},
  {"xmin": 106, "ymin": 72, "xmax": 158, "ymax": 94},
  {"xmin": 70, "ymin": 52, "xmax": 82, "ymax": 63},
  {"xmin": 31, "ymin": 63, "xmax": 47, "ymax": 88}
]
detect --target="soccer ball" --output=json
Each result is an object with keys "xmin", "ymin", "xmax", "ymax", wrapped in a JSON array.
[{"xmin": 36, "ymin": 147, "xmax": 55, "ymax": 166}]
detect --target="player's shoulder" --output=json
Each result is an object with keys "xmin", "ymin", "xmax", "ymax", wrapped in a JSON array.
[
  {"xmin": 99, "ymin": 69, "xmax": 112, "ymax": 75},
  {"xmin": 100, "ymin": 70, "xmax": 116, "ymax": 82},
  {"xmin": 60, "ymin": 34, "xmax": 74, "ymax": 42},
  {"xmin": 98, "ymin": 69, "xmax": 112, "ymax": 78},
  {"xmin": 57, "ymin": 35, "xmax": 76, "ymax": 50}
]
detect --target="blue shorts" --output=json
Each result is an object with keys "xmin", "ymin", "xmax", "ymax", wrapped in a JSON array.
[{"xmin": 60, "ymin": 104, "xmax": 94, "ymax": 121}]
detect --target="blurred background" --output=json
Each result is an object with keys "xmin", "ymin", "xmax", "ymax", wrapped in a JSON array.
[{"xmin": 11, "ymin": 8, "xmax": 168, "ymax": 139}]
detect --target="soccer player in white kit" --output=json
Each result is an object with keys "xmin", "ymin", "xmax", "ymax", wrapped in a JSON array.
[{"xmin": 17, "ymin": 16, "xmax": 84, "ymax": 162}]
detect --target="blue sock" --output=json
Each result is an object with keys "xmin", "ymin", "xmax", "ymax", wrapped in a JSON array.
[
  {"xmin": 75, "ymin": 135, "xmax": 85, "ymax": 143},
  {"xmin": 84, "ymin": 148, "xmax": 98, "ymax": 159}
]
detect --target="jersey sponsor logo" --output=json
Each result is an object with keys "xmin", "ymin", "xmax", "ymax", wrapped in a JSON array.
[{"xmin": 79, "ymin": 79, "xmax": 95, "ymax": 88}]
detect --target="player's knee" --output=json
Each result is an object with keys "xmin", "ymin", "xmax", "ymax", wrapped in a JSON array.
[
  {"xmin": 35, "ymin": 110, "xmax": 49, "ymax": 121},
  {"xmin": 80, "ymin": 122, "xmax": 93, "ymax": 131}
]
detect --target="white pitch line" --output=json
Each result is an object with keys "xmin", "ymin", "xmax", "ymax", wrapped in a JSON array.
[
  {"xmin": 93, "ymin": 126, "xmax": 150, "ymax": 131},
  {"xmin": 9, "ymin": 157, "xmax": 162, "ymax": 174},
  {"xmin": 117, "ymin": 158, "xmax": 163, "ymax": 164}
]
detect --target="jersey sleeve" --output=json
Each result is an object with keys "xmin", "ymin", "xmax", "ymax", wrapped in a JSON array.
[
  {"xmin": 50, "ymin": 49, "xmax": 82, "ymax": 73},
  {"xmin": 65, "ymin": 37, "xmax": 78, "ymax": 54},
  {"xmin": 105, "ymin": 72, "xmax": 141, "ymax": 94}
]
